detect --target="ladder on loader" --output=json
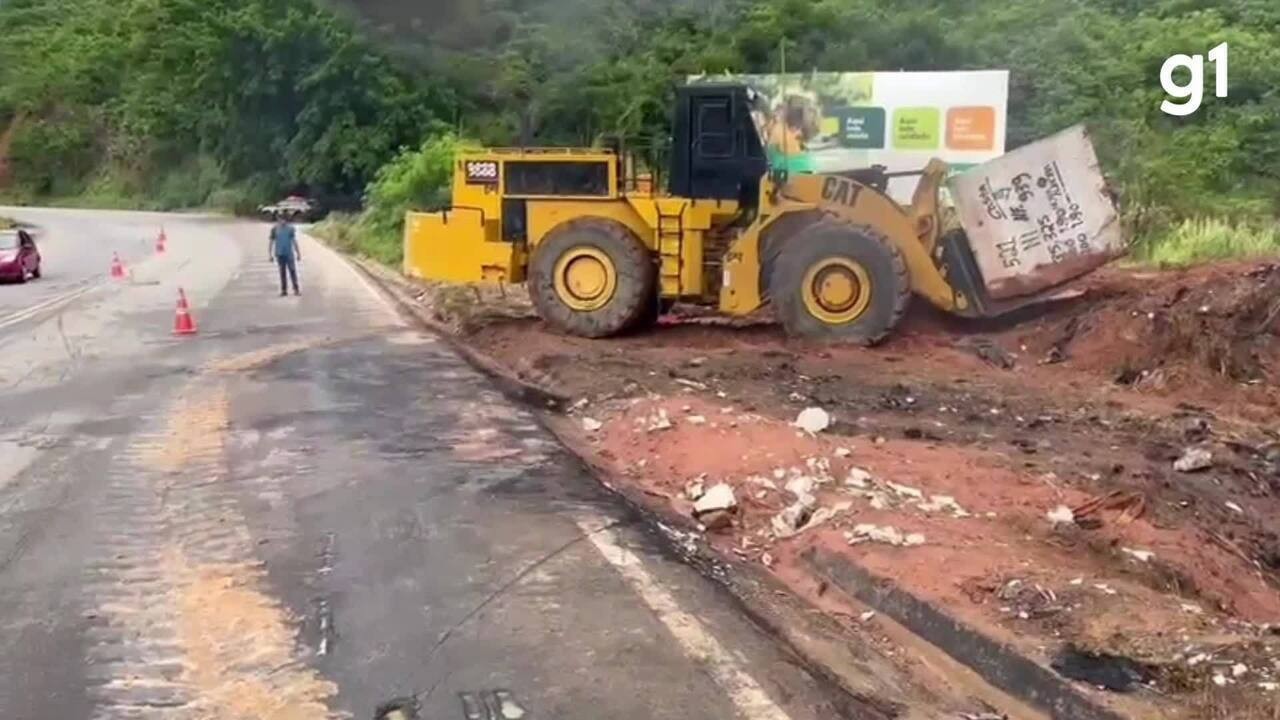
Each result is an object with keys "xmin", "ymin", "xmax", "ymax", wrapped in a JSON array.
[{"xmin": 656, "ymin": 202, "xmax": 687, "ymax": 295}]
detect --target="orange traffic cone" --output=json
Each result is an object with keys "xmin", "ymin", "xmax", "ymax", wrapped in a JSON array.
[
  {"xmin": 110, "ymin": 252, "xmax": 126, "ymax": 279},
  {"xmin": 173, "ymin": 288, "xmax": 198, "ymax": 336},
  {"xmin": 155, "ymin": 227, "xmax": 167, "ymax": 254}
]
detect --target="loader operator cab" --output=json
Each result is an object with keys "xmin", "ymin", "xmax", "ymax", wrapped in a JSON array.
[{"xmin": 669, "ymin": 83, "xmax": 769, "ymax": 207}]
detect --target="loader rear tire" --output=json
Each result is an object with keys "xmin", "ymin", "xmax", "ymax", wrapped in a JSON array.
[
  {"xmin": 530, "ymin": 218, "xmax": 656, "ymax": 338},
  {"xmin": 769, "ymin": 220, "xmax": 911, "ymax": 345}
]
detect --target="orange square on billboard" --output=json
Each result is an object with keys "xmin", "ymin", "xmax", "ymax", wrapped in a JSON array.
[{"xmin": 946, "ymin": 107, "xmax": 996, "ymax": 151}]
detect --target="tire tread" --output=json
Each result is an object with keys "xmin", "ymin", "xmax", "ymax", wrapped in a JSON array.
[
  {"xmin": 529, "ymin": 218, "xmax": 655, "ymax": 338},
  {"xmin": 769, "ymin": 217, "xmax": 911, "ymax": 345}
]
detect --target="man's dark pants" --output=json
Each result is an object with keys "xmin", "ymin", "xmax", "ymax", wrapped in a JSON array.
[{"xmin": 277, "ymin": 255, "xmax": 299, "ymax": 295}]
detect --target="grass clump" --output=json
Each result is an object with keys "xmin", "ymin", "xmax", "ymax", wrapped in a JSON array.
[{"xmin": 1133, "ymin": 217, "xmax": 1280, "ymax": 268}]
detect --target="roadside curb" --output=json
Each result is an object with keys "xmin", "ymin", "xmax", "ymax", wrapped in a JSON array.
[
  {"xmin": 805, "ymin": 547, "xmax": 1127, "ymax": 720},
  {"xmin": 330, "ymin": 246, "xmax": 1107, "ymax": 720},
  {"xmin": 343, "ymin": 255, "xmax": 570, "ymax": 411},
  {"xmin": 329, "ymin": 249, "xmax": 923, "ymax": 717},
  {"xmin": 558, "ymin": 447, "xmax": 917, "ymax": 720}
]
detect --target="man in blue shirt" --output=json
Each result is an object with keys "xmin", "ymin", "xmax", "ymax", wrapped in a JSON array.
[{"xmin": 268, "ymin": 214, "xmax": 302, "ymax": 296}]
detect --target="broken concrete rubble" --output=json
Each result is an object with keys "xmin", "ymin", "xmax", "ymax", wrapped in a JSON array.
[
  {"xmin": 917, "ymin": 494, "xmax": 971, "ymax": 518},
  {"xmin": 784, "ymin": 475, "xmax": 817, "ymax": 499},
  {"xmin": 684, "ymin": 477, "xmax": 706, "ymax": 501},
  {"xmin": 1174, "ymin": 446, "xmax": 1213, "ymax": 473},
  {"xmin": 1121, "ymin": 547, "xmax": 1155, "ymax": 563},
  {"xmin": 794, "ymin": 407, "xmax": 831, "ymax": 434},
  {"xmin": 804, "ymin": 456, "xmax": 833, "ymax": 480},
  {"xmin": 772, "ymin": 502, "xmax": 813, "ymax": 538},
  {"xmin": 640, "ymin": 408, "xmax": 673, "ymax": 432},
  {"xmin": 886, "ymin": 481, "xmax": 924, "ymax": 500},
  {"xmin": 771, "ymin": 496, "xmax": 851, "ymax": 539},
  {"xmin": 845, "ymin": 467, "xmax": 873, "ymax": 488},
  {"xmin": 804, "ymin": 506, "xmax": 840, "ymax": 531},
  {"xmin": 772, "ymin": 485, "xmax": 821, "ymax": 535},
  {"xmin": 847, "ymin": 524, "xmax": 926, "ymax": 547},
  {"xmin": 1047, "ymin": 505, "xmax": 1076, "ymax": 526},
  {"xmin": 693, "ymin": 483, "xmax": 736, "ymax": 515}
]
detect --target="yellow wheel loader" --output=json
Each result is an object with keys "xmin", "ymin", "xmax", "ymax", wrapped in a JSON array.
[{"xmin": 405, "ymin": 84, "xmax": 1122, "ymax": 343}]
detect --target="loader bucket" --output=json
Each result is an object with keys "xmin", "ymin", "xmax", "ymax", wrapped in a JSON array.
[{"xmin": 404, "ymin": 209, "xmax": 525, "ymax": 284}]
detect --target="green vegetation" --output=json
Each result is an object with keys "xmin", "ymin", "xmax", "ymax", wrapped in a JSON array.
[
  {"xmin": 0, "ymin": 0, "xmax": 450, "ymax": 209},
  {"xmin": 1132, "ymin": 217, "xmax": 1280, "ymax": 267},
  {"xmin": 2, "ymin": 0, "xmax": 1277, "ymax": 265},
  {"xmin": 312, "ymin": 134, "xmax": 470, "ymax": 265}
]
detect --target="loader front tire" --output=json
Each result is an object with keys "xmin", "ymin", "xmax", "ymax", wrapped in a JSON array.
[
  {"xmin": 530, "ymin": 218, "xmax": 656, "ymax": 338},
  {"xmin": 770, "ymin": 220, "xmax": 911, "ymax": 345}
]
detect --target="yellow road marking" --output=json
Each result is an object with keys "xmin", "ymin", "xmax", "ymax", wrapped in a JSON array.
[{"xmin": 93, "ymin": 381, "xmax": 344, "ymax": 719}]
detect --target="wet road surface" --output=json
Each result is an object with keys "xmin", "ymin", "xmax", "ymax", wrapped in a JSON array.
[{"xmin": 0, "ymin": 209, "xmax": 855, "ymax": 720}]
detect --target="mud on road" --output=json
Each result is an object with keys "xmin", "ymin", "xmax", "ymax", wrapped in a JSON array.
[{"xmin": 377, "ymin": 259, "xmax": 1280, "ymax": 719}]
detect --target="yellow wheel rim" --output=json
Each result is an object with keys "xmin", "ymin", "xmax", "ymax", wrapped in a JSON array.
[
  {"xmin": 554, "ymin": 246, "xmax": 617, "ymax": 311},
  {"xmin": 801, "ymin": 257, "xmax": 873, "ymax": 324}
]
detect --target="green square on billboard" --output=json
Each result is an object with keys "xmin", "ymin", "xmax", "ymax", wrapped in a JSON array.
[
  {"xmin": 893, "ymin": 107, "xmax": 941, "ymax": 150},
  {"xmin": 836, "ymin": 107, "xmax": 885, "ymax": 149}
]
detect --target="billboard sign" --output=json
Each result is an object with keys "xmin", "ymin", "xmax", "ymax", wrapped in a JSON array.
[{"xmin": 691, "ymin": 70, "xmax": 1010, "ymax": 203}]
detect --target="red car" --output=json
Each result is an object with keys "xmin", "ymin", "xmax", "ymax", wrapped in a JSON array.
[{"xmin": 0, "ymin": 229, "xmax": 41, "ymax": 283}]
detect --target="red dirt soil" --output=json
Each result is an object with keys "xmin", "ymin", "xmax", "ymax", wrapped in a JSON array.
[{"xmin": 423, "ymin": 257, "xmax": 1280, "ymax": 718}]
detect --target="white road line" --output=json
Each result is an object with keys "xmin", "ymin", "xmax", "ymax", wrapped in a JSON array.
[
  {"xmin": 0, "ymin": 284, "xmax": 96, "ymax": 331},
  {"xmin": 575, "ymin": 515, "xmax": 795, "ymax": 720}
]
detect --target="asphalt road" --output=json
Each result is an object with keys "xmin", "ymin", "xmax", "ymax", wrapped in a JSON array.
[
  {"xmin": 0, "ymin": 208, "xmax": 169, "ymax": 323},
  {"xmin": 0, "ymin": 208, "xmax": 855, "ymax": 720}
]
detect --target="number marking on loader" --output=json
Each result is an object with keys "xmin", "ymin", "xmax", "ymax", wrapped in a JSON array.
[{"xmin": 465, "ymin": 161, "xmax": 500, "ymax": 185}]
